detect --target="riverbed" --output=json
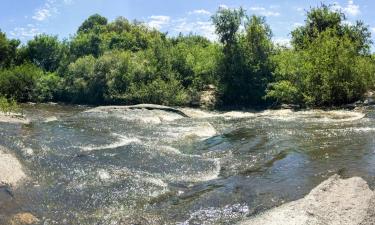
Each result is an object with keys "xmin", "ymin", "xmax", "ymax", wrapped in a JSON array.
[{"xmin": 1, "ymin": 104, "xmax": 375, "ymax": 224}]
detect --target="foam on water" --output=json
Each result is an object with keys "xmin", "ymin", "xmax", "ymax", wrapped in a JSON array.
[
  {"xmin": 223, "ymin": 111, "xmax": 257, "ymax": 119},
  {"xmin": 292, "ymin": 110, "xmax": 365, "ymax": 122},
  {"xmin": 97, "ymin": 169, "xmax": 111, "ymax": 181},
  {"xmin": 44, "ymin": 116, "xmax": 58, "ymax": 123},
  {"xmin": 213, "ymin": 109, "xmax": 365, "ymax": 122},
  {"xmin": 85, "ymin": 107, "xmax": 184, "ymax": 124},
  {"xmin": 162, "ymin": 122, "xmax": 217, "ymax": 140},
  {"xmin": 178, "ymin": 203, "xmax": 249, "ymax": 225},
  {"xmin": 81, "ymin": 134, "xmax": 141, "ymax": 151},
  {"xmin": 179, "ymin": 108, "xmax": 219, "ymax": 118}
]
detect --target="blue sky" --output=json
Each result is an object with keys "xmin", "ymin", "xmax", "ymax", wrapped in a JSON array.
[{"xmin": 1, "ymin": 0, "xmax": 375, "ymax": 47}]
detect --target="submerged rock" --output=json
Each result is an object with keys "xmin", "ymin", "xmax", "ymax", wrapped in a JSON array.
[
  {"xmin": 0, "ymin": 146, "xmax": 26, "ymax": 186},
  {"xmin": 0, "ymin": 113, "xmax": 29, "ymax": 124},
  {"xmin": 8, "ymin": 213, "xmax": 39, "ymax": 225},
  {"xmin": 87, "ymin": 104, "xmax": 190, "ymax": 118},
  {"xmin": 239, "ymin": 175, "xmax": 375, "ymax": 225}
]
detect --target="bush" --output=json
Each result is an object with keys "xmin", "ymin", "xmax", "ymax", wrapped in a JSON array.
[
  {"xmin": 34, "ymin": 72, "xmax": 62, "ymax": 102},
  {"xmin": 0, "ymin": 63, "xmax": 43, "ymax": 102},
  {"xmin": 0, "ymin": 96, "xmax": 20, "ymax": 114}
]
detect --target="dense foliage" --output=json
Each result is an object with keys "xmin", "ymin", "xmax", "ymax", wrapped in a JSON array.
[
  {"xmin": 213, "ymin": 8, "xmax": 274, "ymax": 106},
  {"xmin": 266, "ymin": 5, "xmax": 375, "ymax": 106},
  {"xmin": 0, "ymin": 4, "xmax": 374, "ymax": 108}
]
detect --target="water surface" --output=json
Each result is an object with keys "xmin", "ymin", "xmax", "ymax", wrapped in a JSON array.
[{"xmin": 1, "ymin": 104, "xmax": 375, "ymax": 224}]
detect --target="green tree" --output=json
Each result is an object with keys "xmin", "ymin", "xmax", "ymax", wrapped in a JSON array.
[
  {"xmin": 78, "ymin": 14, "xmax": 108, "ymax": 33},
  {"xmin": 267, "ymin": 5, "xmax": 375, "ymax": 106},
  {"xmin": 212, "ymin": 8, "xmax": 274, "ymax": 106},
  {"xmin": 26, "ymin": 34, "xmax": 62, "ymax": 72},
  {"xmin": 0, "ymin": 64, "xmax": 43, "ymax": 101},
  {"xmin": 0, "ymin": 30, "xmax": 20, "ymax": 68},
  {"xmin": 212, "ymin": 7, "xmax": 245, "ymax": 47}
]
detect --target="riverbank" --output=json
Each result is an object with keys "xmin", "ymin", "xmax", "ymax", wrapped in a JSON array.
[{"xmin": 239, "ymin": 175, "xmax": 375, "ymax": 225}]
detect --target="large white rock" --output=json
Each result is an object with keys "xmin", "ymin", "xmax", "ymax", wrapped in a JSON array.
[
  {"xmin": 239, "ymin": 175, "xmax": 375, "ymax": 225},
  {"xmin": 0, "ymin": 146, "xmax": 26, "ymax": 186}
]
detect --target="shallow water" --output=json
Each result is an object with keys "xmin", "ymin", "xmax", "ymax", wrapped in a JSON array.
[{"xmin": 1, "ymin": 104, "xmax": 375, "ymax": 224}]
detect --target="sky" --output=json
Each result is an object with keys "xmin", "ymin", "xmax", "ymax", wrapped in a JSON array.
[{"xmin": 1, "ymin": 0, "xmax": 375, "ymax": 47}]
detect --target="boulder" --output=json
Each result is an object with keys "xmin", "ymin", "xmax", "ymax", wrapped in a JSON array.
[
  {"xmin": 86, "ymin": 104, "xmax": 190, "ymax": 118},
  {"xmin": 239, "ymin": 175, "xmax": 375, "ymax": 225},
  {"xmin": 0, "ymin": 146, "xmax": 26, "ymax": 186}
]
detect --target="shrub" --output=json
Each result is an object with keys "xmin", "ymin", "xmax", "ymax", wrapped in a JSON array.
[{"xmin": 0, "ymin": 96, "xmax": 20, "ymax": 114}]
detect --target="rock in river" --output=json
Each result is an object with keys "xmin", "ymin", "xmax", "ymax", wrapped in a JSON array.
[
  {"xmin": 8, "ymin": 212, "xmax": 39, "ymax": 225},
  {"xmin": 239, "ymin": 175, "xmax": 375, "ymax": 225},
  {"xmin": 0, "ymin": 146, "xmax": 26, "ymax": 186}
]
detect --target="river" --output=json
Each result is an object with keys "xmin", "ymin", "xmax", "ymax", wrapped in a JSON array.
[{"xmin": 1, "ymin": 104, "xmax": 375, "ymax": 224}]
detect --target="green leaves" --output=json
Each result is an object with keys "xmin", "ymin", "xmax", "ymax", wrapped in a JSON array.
[
  {"xmin": 212, "ymin": 8, "xmax": 274, "ymax": 106},
  {"xmin": 0, "ymin": 96, "xmax": 20, "ymax": 114},
  {"xmin": 212, "ymin": 7, "xmax": 245, "ymax": 46},
  {"xmin": 25, "ymin": 34, "xmax": 63, "ymax": 72},
  {"xmin": 268, "ymin": 26, "xmax": 375, "ymax": 107}
]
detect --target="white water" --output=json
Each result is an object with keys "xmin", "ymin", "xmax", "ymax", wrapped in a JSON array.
[{"xmin": 81, "ymin": 133, "xmax": 141, "ymax": 151}]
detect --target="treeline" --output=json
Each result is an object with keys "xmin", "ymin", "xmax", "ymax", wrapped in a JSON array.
[{"xmin": 0, "ymin": 4, "xmax": 374, "ymax": 108}]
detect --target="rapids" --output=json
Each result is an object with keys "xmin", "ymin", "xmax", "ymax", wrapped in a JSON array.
[{"xmin": 0, "ymin": 104, "xmax": 375, "ymax": 224}]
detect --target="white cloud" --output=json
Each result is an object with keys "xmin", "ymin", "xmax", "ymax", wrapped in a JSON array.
[
  {"xmin": 33, "ymin": 8, "xmax": 52, "ymax": 21},
  {"xmin": 147, "ymin": 15, "xmax": 171, "ymax": 29},
  {"xmin": 249, "ymin": 7, "xmax": 280, "ymax": 17},
  {"xmin": 10, "ymin": 25, "xmax": 41, "ymax": 38},
  {"xmin": 219, "ymin": 4, "xmax": 229, "ymax": 9},
  {"xmin": 189, "ymin": 9, "xmax": 211, "ymax": 15},
  {"xmin": 32, "ymin": 0, "xmax": 58, "ymax": 21},
  {"xmin": 273, "ymin": 37, "xmax": 291, "ymax": 47},
  {"xmin": 293, "ymin": 22, "xmax": 303, "ymax": 28},
  {"xmin": 173, "ymin": 19, "xmax": 217, "ymax": 41},
  {"xmin": 370, "ymin": 27, "xmax": 375, "ymax": 33},
  {"xmin": 333, "ymin": 0, "xmax": 360, "ymax": 16}
]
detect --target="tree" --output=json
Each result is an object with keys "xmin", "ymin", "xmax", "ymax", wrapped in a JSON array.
[
  {"xmin": 291, "ymin": 4, "xmax": 372, "ymax": 53},
  {"xmin": 212, "ymin": 8, "xmax": 274, "ymax": 106},
  {"xmin": 267, "ymin": 5, "xmax": 375, "ymax": 106},
  {"xmin": 241, "ymin": 15, "xmax": 274, "ymax": 104},
  {"xmin": 70, "ymin": 32, "xmax": 103, "ymax": 59},
  {"xmin": 78, "ymin": 14, "xmax": 108, "ymax": 33},
  {"xmin": 0, "ymin": 64, "xmax": 43, "ymax": 101},
  {"xmin": 212, "ymin": 7, "xmax": 245, "ymax": 47},
  {"xmin": 0, "ymin": 30, "xmax": 20, "ymax": 68},
  {"xmin": 26, "ymin": 34, "xmax": 62, "ymax": 72}
]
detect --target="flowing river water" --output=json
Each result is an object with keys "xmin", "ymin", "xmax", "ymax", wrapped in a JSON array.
[{"xmin": 1, "ymin": 104, "xmax": 375, "ymax": 224}]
